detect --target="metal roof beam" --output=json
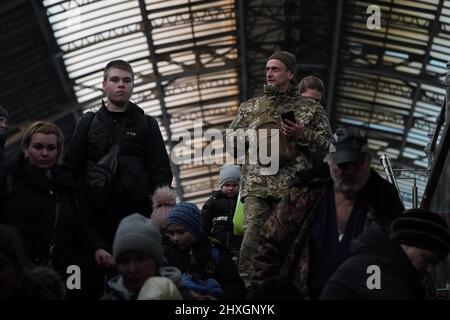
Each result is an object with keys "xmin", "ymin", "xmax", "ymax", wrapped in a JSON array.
[
  {"xmin": 138, "ymin": 0, "xmax": 184, "ymax": 199},
  {"xmin": 342, "ymin": 65, "xmax": 441, "ymax": 87},
  {"xmin": 237, "ymin": 0, "xmax": 248, "ymax": 101},
  {"xmin": 398, "ymin": 0, "xmax": 445, "ymax": 159},
  {"xmin": 0, "ymin": 0, "xmax": 28, "ymax": 14},
  {"xmin": 30, "ymin": 0, "xmax": 80, "ymax": 118},
  {"xmin": 326, "ymin": 0, "xmax": 344, "ymax": 122}
]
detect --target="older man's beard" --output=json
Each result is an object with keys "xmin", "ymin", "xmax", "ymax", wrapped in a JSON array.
[{"xmin": 332, "ymin": 168, "xmax": 371, "ymax": 199}]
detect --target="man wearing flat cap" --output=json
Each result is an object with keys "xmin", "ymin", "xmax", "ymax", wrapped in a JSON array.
[
  {"xmin": 321, "ymin": 208, "xmax": 450, "ymax": 299},
  {"xmin": 251, "ymin": 127, "xmax": 404, "ymax": 299},
  {"xmin": 227, "ymin": 50, "xmax": 332, "ymax": 289},
  {"xmin": 0, "ymin": 105, "xmax": 9, "ymax": 173}
]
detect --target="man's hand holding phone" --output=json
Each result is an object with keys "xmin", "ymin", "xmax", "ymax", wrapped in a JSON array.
[{"xmin": 281, "ymin": 111, "xmax": 304, "ymax": 138}]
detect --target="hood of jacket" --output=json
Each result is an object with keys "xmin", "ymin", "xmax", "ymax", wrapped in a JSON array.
[{"xmin": 351, "ymin": 225, "xmax": 423, "ymax": 286}]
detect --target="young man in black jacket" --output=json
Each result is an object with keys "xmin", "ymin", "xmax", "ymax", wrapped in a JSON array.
[
  {"xmin": 64, "ymin": 60, "xmax": 173, "ymax": 298},
  {"xmin": 65, "ymin": 60, "xmax": 173, "ymax": 248}
]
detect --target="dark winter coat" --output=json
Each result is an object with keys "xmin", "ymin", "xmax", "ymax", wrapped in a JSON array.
[
  {"xmin": 164, "ymin": 240, "xmax": 246, "ymax": 300},
  {"xmin": 7, "ymin": 266, "xmax": 66, "ymax": 300},
  {"xmin": 201, "ymin": 190, "xmax": 242, "ymax": 257},
  {"xmin": 320, "ymin": 225, "xmax": 426, "ymax": 300},
  {"xmin": 63, "ymin": 101, "xmax": 173, "ymax": 247},
  {"xmin": 251, "ymin": 164, "xmax": 404, "ymax": 298},
  {"xmin": 0, "ymin": 155, "xmax": 105, "ymax": 273}
]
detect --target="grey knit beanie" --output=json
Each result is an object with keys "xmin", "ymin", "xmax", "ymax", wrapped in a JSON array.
[
  {"xmin": 219, "ymin": 164, "xmax": 240, "ymax": 188},
  {"xmin": 113, "ymin": 213, "xmax": 164, "ymax": 266},
  {"xmin": 267, "ymin": 51, "xmax": 297, "ymax": 73}
]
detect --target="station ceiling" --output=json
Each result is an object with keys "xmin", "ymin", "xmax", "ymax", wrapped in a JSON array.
[{"xmin": 1, "ymin": 0, "xmax": 447, "ymax": 208}]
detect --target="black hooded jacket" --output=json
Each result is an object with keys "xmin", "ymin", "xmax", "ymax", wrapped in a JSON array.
[
  {"xmin": 320, "ymin": 225, "xmax": 426, "ymax": 300},
  {"xmin": 63, "ymin": 101, "xmax": 173, "ymax": 246}
]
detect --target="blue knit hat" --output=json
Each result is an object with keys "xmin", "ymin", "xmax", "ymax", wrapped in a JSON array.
[{"xmin": 167, "ymin": 202, "xmax": 204, "ymax": 240}]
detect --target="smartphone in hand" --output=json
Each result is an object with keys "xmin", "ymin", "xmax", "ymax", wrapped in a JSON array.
[{"xmin": 281, "ymin": 110, "xmax": 296, "ymax": 124}]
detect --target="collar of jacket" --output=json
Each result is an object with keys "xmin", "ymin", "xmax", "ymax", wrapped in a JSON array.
[
  {"xmin": 6, "ymin": 154, "xmax": 78, "ymax": 190},
  {"xmin": 98, "ymin": 100, "xmax": 145, "ymax": 127},
  {"xmin": 263, "ymin": 83, "xmax": 297, "ymax": 97},
  {"xmin": 100, "ymin": 100, "xmax": 144, "ymax": 117},
  {"xmin": 211, "ymin": 190, "xmax": 238, "ymax": 200}
]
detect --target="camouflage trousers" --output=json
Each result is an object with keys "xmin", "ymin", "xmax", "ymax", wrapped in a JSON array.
[{"xmin": 238, "ymin": 196, "xmax": 280, "ymax": 290}]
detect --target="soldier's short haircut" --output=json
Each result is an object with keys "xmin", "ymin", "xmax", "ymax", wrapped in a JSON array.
[
  {"xmin": 299, "ymin": 75, "xmax": 324, "ymax": 94},
  {"xmin": 103, "ymin": 60, "xmax": 134, "ymax": 81}
]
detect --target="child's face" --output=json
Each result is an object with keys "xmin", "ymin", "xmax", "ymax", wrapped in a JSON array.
[
  {"xmin": 116, "ymin": 251, "xmax": 158, "ymax": 294},
  {"xmin": 166, "ymin": 224, "xmax": 196, "ymax": 250},
  {"xmin": 221, "ymin": 181, "xmax": 239, "ymax": 198}
]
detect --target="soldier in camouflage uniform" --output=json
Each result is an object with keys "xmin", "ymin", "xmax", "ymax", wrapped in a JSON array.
[
  {"xmin": 250, "ymin": 128, "xmax": 404, "ymax": 299},
  {"xmin": 226, "ymin": 51, "xmax": 332, "ymax": 289}
]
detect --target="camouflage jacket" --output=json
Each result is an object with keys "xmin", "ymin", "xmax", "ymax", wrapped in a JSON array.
[
  {"xmin": 226, "ymin": 84, "xmax": 332, "ymax": 199},
  {"xmin": 251, "ymin": 164, "xmax": 404, "ymax": 299}
]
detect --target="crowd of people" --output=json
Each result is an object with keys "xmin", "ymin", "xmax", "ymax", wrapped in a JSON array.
[{"xmin": 0, "ymin": 53, "xmax": 448, "ymax": 300}]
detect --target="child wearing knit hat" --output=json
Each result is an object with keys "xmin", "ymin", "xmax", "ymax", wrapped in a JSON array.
[
  {"xmin": 102, "ymin": 213, "xmax": 182, "ymax": 300},
  {"xmin": 150, "ymin": 186, "xmax": 178, "ymax": 246},
  {"xmin": 201, "ymin": 164, "xmax": 242, "ymax": 259},
  {"xmin": 165, "ymin": 202, "xmax": 246, "ymax": 300}
]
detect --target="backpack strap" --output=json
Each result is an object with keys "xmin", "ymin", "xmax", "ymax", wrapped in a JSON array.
[{"xmin": 80, "ymin": 111, "xmax": 95, "ymax": 142}]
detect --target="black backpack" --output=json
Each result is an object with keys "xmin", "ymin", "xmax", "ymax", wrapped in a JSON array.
[{"xmin": 83, "ymin": 143, "xmax": 121, "ymax": 207}]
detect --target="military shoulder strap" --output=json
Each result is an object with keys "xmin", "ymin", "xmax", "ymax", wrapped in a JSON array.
[{"xmin": 259, "ymin": 95, "xmax": 268, "ymax": 114}]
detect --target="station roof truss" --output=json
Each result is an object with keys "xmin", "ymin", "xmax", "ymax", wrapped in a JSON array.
[{"xmin": 2, "ymin": 0, "xmax": 449, "ymax": 208}]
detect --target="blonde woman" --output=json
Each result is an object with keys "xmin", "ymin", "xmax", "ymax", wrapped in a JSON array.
[{"xmin": 0, "ymin": 121, "xmax": 112, "ymax": 298}]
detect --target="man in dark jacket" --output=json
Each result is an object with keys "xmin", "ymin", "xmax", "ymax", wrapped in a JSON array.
[
  {"xmin": 251, "ymin": 127, "xmax": 404, "ymax": 299},
  {"xmin": 64, "ymin": 60, "xmax": 173, "ymax": 249},
  {"xmin": 320, "ymin": 209, "xmax": 450, "ymax": 300}
]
